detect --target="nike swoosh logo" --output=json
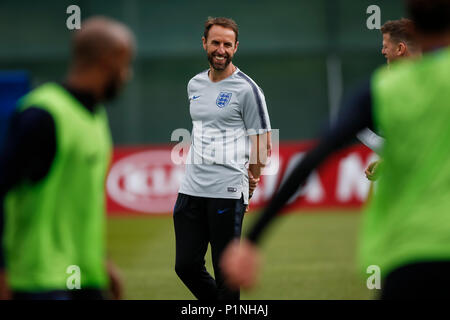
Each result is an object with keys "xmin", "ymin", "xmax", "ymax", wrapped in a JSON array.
[
  {"xmin": 192, "ymin": 95, "xmax": 201, "ymax": 100},
  {"xmin": 218, "ymin": 208, "xmax": 230, "ymax": 214}
]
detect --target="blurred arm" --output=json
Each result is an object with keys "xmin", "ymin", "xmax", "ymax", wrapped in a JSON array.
[
  {"xmin": 247, "ymin": 82, "xmax": 373, "ymax": 244},
  {"xmin": 356, "ymin": 128, "xmax": 385, "ymax": 155},
  {"xmin": 0, "ymin": 108, "xmax": 56, "ymax": 269}
]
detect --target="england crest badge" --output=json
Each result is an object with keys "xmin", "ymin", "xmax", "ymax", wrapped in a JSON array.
[{"xmin": 216, "ymin": 92, "xmax": 232, "ymax": 108}]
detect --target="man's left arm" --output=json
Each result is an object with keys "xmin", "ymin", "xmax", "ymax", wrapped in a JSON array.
[
  {"xmin": 240, "ymin": 83, "xmax": 272, "ymax": 200},
  {"xmin": 248, "ymin": 132, "xmax": 271, "ymax": 196}
]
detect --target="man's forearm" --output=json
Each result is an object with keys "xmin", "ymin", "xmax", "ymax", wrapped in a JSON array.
[
  {"xmin": 248, "ymin": 132, "xmax": 271, "ymax": 200},
  {"xmin": 249, "ymin": 132, "xmax": 271, "ymax": 178},
  {"xmin": 246, "ymin": 81, "xmax": 373, "ymax": 244}
]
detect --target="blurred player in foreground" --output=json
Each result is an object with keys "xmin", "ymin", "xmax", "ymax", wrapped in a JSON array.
[
  {"xmin": 0, "ymin": 17, "xmax": 135, "ymax": 300},
  {"xmin": 174, "ymin": 17, "xmax": 271, "ymax": 300},
  {"xmin": 358, "ymin": 18, "xmax": 421, "ymax": 182},
  {"xmin": 221, "ymin": 0, "xmax": 450, "ymax": 299}
]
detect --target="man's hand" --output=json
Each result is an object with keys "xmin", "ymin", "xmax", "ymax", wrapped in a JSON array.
[
  {"xmin": 107, "ymin": 260, "xmax": 123, "ymax": 300},
  {"xmin": 248, "ymin": 170, "xmax": 260, "ymax": 197},
  {"xmin": 0, "ymin": 269, "xmax": 11, "ymax": 300},
  {"xmin": 220, "ymin": 239, "xmax": 262, "ymax": 290},
  {"xmin": 365, "ymin": 160, "xmax": 383, "ymax": 181},
  {"xmin": 247, "ymin": 170, "xmax": 260, "ymax": 213}
]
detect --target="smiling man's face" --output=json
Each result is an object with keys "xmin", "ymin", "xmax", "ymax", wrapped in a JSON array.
[{"xmin": 203, "ymin": 25, "xmax": 238, "ymax": 71}]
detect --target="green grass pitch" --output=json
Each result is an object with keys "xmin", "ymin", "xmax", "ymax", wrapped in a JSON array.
[{"xmin": 107, "ymin": 211, "xmax": 375, "ymax": 300}]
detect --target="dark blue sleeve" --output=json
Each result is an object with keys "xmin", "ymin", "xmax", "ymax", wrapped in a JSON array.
[
  {"xmin": 0, "ymin": 107, "xmax": 56, "ymax": 269},
  {"xmin": 247, "ymin": 81, "xmax": 373, "ymax": 243}
]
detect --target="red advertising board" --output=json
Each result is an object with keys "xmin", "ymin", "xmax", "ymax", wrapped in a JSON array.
[{"xmin": 106, "ymin": 142, "xmax": 378, "ymax": 216}]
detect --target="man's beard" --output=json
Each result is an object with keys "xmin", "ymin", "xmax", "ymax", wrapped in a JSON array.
[
  {"xmin": 104, "ymin": 78, "xmax": 122, "ymax": 101},
  {"xmin": 207, "ymin": 52, "xmax": 232, "ymax": 71}
]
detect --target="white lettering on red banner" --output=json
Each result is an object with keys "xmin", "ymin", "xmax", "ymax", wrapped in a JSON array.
[{"xmin": 106, "ymin": 142, "xmax": 378, "ymax": 215}]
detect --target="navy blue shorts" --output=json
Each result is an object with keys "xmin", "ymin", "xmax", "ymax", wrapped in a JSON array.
[{"xmin": 173, "ymin": 193, "xmax": 246, "ymax": 300}]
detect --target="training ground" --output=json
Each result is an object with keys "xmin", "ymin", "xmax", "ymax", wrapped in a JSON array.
[{"xmin": 108, "ymin": 210, "xmax": 375, "ymax": 300}]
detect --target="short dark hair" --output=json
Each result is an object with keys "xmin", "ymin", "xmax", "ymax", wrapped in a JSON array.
[
  {"xmin": 406, "ymin": 0, "xmax": 450, "ymax": 34},
  {"xmin": 203, "ymin": 17, "xmax": 239, "ymax": 43},
  {"xmin": 381, "ymin": 18, "xmax": 418, "ymax": 48}
]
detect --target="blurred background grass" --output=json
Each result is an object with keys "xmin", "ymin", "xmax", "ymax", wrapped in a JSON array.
[{"xmin": 107, "ymin": 210, "xmax": 375, "ymax": 300}]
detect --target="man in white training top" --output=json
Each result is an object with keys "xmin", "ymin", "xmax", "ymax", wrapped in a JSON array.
[{"xmin": 173, "ymin": 17, "xmax": 272, "ymax": 300}]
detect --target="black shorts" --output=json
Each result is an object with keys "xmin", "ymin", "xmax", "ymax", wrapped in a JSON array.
[{"xmin": 173, "ymin": 193, "xmax": 246, "ymax": 300}]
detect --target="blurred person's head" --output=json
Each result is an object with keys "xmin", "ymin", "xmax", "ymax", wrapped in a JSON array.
[
  {"xmin": 381, "ymin": 18, "xmax": 421, "ymax": 64},
  {"xmin": 202, "ymin": 17, "xmax": 239, "ymax": 72},
  {"xmin": 406, "ymin": 0, "xmax": 450, "ymax": 52},
  {"xmin": 68, "ymin": 16, "xmax": 136, "ymax": 102}
]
